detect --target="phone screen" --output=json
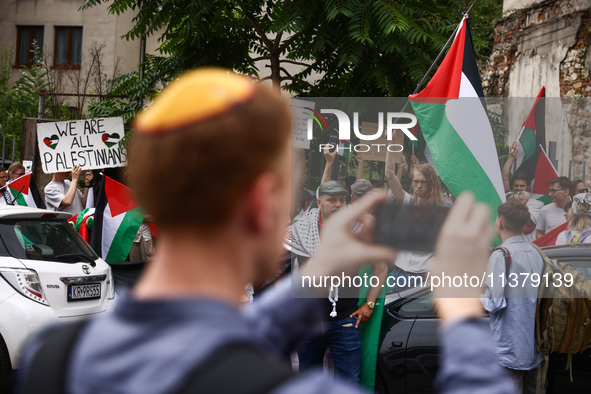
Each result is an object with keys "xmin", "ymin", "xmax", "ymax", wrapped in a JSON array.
[{"xmin": 373, "ymin": 202, "xmax": 449, "ymax": 252}]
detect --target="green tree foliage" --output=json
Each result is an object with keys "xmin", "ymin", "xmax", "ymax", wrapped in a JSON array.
[
  {"xmin": 82, "ymin": 0, "xmax": 502, "ymax": 97},
  {"xmin": 0, "ymin": 47, "xmax": 45, "ymax": 159},
  {"xmin": 0, "ymin": 45, "xmax": 81, "ymax": 160}
]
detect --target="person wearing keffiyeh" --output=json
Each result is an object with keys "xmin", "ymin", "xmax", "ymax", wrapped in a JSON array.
[{"xmin": 291, "ymin": 180, "xmax": 364, "ymax": 387}]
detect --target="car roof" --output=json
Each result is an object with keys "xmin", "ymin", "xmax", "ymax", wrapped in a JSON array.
[
  {"xmin": 0, "ymin": 205, "xmax": 71, "ymax": 220},
  {"xmin": 541, "ymin": 243, "xmax": 591, "ymax": 259}
]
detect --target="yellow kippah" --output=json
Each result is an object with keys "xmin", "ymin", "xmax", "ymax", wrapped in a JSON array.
[{"xmin": 134, "ymin": 68, "xmax": 256, "ymax": 134}]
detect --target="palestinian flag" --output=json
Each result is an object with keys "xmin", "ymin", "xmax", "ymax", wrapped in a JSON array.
[
  {"xmin": 89, "ymin": 176, "xmax": 145, "ymax": 262},
  {"xmin": 42, "ymin": 135, "xmax": 59, "ymax": 150},
  {"xmin": 68, "ymin": 208, "xmax": 95, "ymax": 242},
  {"xmin": 7, "ymin": 173, "xmax": 46, "ymax": 209},
  {"xmin": 533, "ymin": 222, "xmax": 568, "ymax": 247},
  {"xmin": 409, "ymin": 16, "xmax": 505, "ymax": 214},
  {"xmin": 102, "ymin": 133, "xmax": 121, "ymax": 148},
  {"xmin": 337, "ymin": 140, "xmax": 351, "ymax": 158},
  {"xmin": 517, "ymin": 146, "xmax": 558, "ymax": 204},
  {"xmin": 515, "ymin": 87, "xmax": 546, "ymax": 170}
]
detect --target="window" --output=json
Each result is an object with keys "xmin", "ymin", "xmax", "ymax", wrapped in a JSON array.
[
  {"xmin": 0, "ymin": 219, "xmax": 98, "ymax": 262},
  {"xmin": 15, "ymin": 26, "xmax": 44, "ymax": 66},
  {"xmin": 54, "ymin": 26, "xmax": 82, "ymax": 68}
]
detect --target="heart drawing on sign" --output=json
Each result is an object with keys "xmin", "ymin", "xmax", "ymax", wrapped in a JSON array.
[
  {"xmin": 102, "ymin": 133, "xmax": 121, "ymax": 148},
  {"xmin": 43, "ymin": 135, "xmax": 59, "ymax": 150}
]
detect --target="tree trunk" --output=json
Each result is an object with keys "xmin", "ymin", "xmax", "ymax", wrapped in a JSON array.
[{"xmin": 269, "ymin": 52, "xmax": 281, "ymax": 91}]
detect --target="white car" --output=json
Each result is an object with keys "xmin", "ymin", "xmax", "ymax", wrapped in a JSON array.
[{"xmin": 0, "ymin": 205, "xmax": 116, "ymax": 390}]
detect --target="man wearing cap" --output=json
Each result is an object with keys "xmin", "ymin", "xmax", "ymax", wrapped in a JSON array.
[
  {"xmin": 291, "ymin": 179, "xmax": 387, "ymax": 387},
  {"xmin": 350, "ymin": 179, "xmax": 373, "ymax": 203}
]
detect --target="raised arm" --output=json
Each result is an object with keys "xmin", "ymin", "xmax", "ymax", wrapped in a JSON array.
[
  {"xmin": 291, "ymin": 147, "xmax": 305, "ymax": 221},
  {"xmin": 321, "ymin": 146, "xmax": 337, "ymax": 185},
  {"xmin": 80, "ymin": 170, "xmax": 94, "ymax": 208},
  {"xmin": 61, "ymin": 166, "xmax": 82, "ymax": 207},
  {"xmin": 502, "ymin": 142, "xmax": 518, "ymax": 192},
  {"xmin": 356, "ymin": 153, "xmax": 365, "ymax": 180},
  {"xmin": 385, "ymin": 150, "xmax": 406, "ymax": 202}
]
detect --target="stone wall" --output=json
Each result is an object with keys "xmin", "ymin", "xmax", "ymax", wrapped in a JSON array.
[{"xmin": 482, "ymin": 0, "xmax": 591, "ymax": 182}]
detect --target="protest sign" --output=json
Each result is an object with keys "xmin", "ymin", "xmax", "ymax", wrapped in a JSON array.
[
  {"xmin": 291, "ymin": 99, "xmax": 314, "ymax": 149},
  {"xmin": 357, "ymin": 122, "xmax": 404, "ymax": 163},
  {"xmin": 37, "ymin": 117, "xmax": 127, "ymax": 173}
]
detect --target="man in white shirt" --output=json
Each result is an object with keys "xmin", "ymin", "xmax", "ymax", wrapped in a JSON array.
[
  {"xmin": 502, "ymin": 142, "xmax": 544, "ymax": 221},
  {"xmin": 536, "ymin": 176, "xmax": 571, "ymax": 238},
  {"xmin": 44, "ymin": 165, "xmax": 93, "ymax": 215}
]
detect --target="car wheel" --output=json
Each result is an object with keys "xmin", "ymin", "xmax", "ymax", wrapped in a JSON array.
[{"xmin": 0, "ymin": 336, "xmax": 12, "ymax": 394}]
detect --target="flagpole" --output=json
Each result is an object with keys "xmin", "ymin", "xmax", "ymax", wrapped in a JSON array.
[
  {"xmin": 410, "ymin": 3, "xmax": 474, "ymax": 97},
  {"xmin": 515, "ymin": 124, "xmax": 526, "ymax": 142},
  {"xmin": 401, "ymin": 4, "xmax": 474, "ymax": 184}
]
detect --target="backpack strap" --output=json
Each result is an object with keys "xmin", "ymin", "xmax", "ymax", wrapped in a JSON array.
[
  {"xmin": 495, "ymin": 246, "xmax": 512, "ymax": 279},
  {"xmin": 177, "ymin": 344, "xmax": 294, "ymax": 394},
  {"xmin": 20, "ymin": 319, "xmax": 89, "ymax": 394}
]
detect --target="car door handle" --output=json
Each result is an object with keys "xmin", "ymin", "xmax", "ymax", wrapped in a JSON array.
[{"xmin": 391, "ymin": 341, "xmax": 403, "ymax": 348}]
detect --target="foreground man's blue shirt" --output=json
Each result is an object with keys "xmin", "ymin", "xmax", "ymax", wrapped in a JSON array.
[{"xmin": 18, "ymin": 275, "xmax": 516, "ymax": 393}]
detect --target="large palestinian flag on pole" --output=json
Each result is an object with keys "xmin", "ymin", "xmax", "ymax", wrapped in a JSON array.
[
  {"xmin": 515, "ymin": 86, "xmax": 546, "ymax": 170},
  {"xmin": 7, "ymin": 173, "xmax": 46, "ymax": 209},
  {"xmin": 89, "ymin": 176, "xmax": 145, "ymax": 262},
  {"xmin": 409, "ymin": 15, "xmax": 505, "ymax": 212}
]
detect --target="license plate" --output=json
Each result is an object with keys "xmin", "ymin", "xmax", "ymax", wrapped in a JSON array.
[{"xmin": 68, "ymin": 283, "xmax": 101, "ymax": 301}]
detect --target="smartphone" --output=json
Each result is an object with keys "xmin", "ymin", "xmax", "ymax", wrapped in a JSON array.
[{"xmin": 373, "ymin": 202, "xmax": 450, "ymax": 252}]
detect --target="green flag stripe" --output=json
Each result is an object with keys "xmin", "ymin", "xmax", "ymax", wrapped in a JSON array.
[
  {"xmin": 537, "ymin": 194, "xmax": 552, "ymax": 205},
  {"xmin": 15, "ymin": 194, "xmax": 27, "ymax": 207},
  {"xmin": 105, "ymin": 207, "xmax": 145, "ymax": 262},
  {"xmin": 75, "ymin": 208, "xmax": 91, "ymax": 231},
  {"xmin": 410, "ymin": 102, "xmax": 504, "ymax": 214},
  {"xmin": 519, "ymin": 128, "xmax": 536, "ymax": 162}
]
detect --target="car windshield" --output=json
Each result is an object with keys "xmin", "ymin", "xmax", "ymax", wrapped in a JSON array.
[{"xmin": 0, "ymin": 219, "xmax": 98, "ymax": 263}]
